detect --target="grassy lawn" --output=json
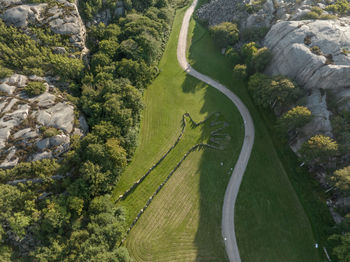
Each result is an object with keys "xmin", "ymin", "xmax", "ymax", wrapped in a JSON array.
[
  {"xmin": 188, "ymin": 7, "xmax": 331, "ymax": 261},
  {"xmin": 112, "ymin": 1, "xmax": 332, "ymax": 261},
  {"xmin": 113, "ymin": 6, "xmax": 244, "ymax": 261}
]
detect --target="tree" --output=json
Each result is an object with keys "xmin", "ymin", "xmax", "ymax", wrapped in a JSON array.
[
  {"xmin": 277, "ymin": 106, "xmax": 313, "ymax": 132},
  {"xmin": 299, "ymin": 135, "xmax": 338, "ymax": 163},
  {"xmin": 225, "ymin": 47, "xmax": 241, "ymax": 65},
  {"xmin": 233, "ymin": 64, "xmax": 247, "ymax": 79},
  {"xmin": 241, "ymin": 42, "xmax": 258, "ymax": 64},
  {"xmin": 251, "ymin": 47, "xmax": 272, "ymax": 72},
  {"xmin": 209, "ymin": 22, "xmax": 239, "ymax": 48},
  {"xmin": 330, "ymin": 233, "xmax": 350, "ymax": 262},
  {"xmin": 332, "ymin": 166, "xmax": 350, "ymax": 194},
  {"xmin": 98, "ymin": 40, "xmax": 119, "ymax": 58}
]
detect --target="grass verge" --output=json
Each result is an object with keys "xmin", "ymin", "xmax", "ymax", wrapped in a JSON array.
[
  {"xmin": 188, "ymin": 11, "xmax": 332, "ymax": 261},
  {"xmin": 113, "ymin": 6, "xmax": 244, "ymax": 261}
]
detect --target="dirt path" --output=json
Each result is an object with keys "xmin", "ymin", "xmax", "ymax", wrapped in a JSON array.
[{"xmin": 176, "ymin": 1, "xmax": 255, "ymax": 261}]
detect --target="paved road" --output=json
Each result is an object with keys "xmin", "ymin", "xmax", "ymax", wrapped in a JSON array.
[{"xmin": 176, "ymin": 1, "xmax": 255, "ymax": 261}]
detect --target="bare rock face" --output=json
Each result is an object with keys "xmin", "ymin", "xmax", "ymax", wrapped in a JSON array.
[
  {"xmin": 0, "ymin": 74, "xmax": 83, "ymax": 168},
  {"xmin": 290, "ymin": 89, "xmax": 333, "ymax": 152},
  {"xmin": 264, "ymin": 19, "xmax": 350, "ymax": 92},
  {"xmin": 264, "ymin": 19, "xmax": 350, "ymax": 148},
  {"xmin": 196, "ymin": 0, "xmax": 317, "ymax": 28},
  {"xmin": 0, "ymin": 0, "xmax": 87, "ymax": 50}
]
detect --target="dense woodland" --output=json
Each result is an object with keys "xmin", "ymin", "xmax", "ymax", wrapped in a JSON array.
[
  {"xmin": 0, "ymin": 0, "xmax": 189, "ymax": 260},
  {"xmin": 207, "ymin": 19, "xmax": 350, "ymax": 261}
]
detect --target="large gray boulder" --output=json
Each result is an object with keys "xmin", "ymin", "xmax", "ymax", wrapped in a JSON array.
[
  {"xmin": 264, "ymin": 19, "xmax": 350, "ymax": 109},
  {"xmin": 34, "ymin": 102, "xmax": 75, "ymax": 133}
]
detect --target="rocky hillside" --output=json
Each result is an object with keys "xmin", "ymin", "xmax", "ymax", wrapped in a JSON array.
[
  {"xmin": 198, "ymin": 0, "xmax": 350, "ymax": 153},
  {"xmin": 0, "ymin": 0, "xmax": 88, "ymax": 168}
]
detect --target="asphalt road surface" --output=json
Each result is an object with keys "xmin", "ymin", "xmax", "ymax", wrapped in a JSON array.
[{"xmin": 176, "ymin": 1, "xmax": 255, "ymax": 261}]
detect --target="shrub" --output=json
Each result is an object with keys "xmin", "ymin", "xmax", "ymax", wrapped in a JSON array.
[
  {"xmin": 241, "ymin": 26, "xmax": 269, "ymax": 42},
  {"xmin": 325, "ymin": 0, "xmax": 350, "ymax": 15},
  {"xmin": 277, "ymin": 106, "xmax": 313, "ymax": 132},
  {"xmin": 248, "ymin": 73, "xmax": 302, "ymax": 108},
  {"xmin": 209, "ymin": 22, "xmax": 239, "ymax": 48},
  {"xmin": 241, "ymin": 42, "xmax": 258, "ymax": 64},
  {"xmin": 332, "ymin": 166, "xmax": 350, "ymax": 194},
  {"xmin": 233, "ymin": 64, "xmax": 247, "ymax": 79},
  {"xmin": 300, "ymin": 134, "xmax": 338, "ymax": 163},
  {"xmin": 43, "ymin": 127, "xmax": 60, "ymax": 138},
  {"xmin": 0, "ymin": 66, "xmax": 13, "ymax": 79},
  {"xmin": 251, "ymin": 47, "xmax": 272, "ymax": 72},
  {"xmin": 225, "ymin": 47, "xmax": 242, "ymax": 65},
  {"xmin": 310, "ymin": 45, "xmax": 322, "ymax": 55},
  {"xmin": 24, "ymin": 81, "xmax": 46, "ymax": 97}
]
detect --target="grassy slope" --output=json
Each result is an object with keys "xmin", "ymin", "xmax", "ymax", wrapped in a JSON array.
[
  {"xmin": 113, "ymin": 2, "xmax": 328, "ymax": 261},
  {"xmin": 113, "ymin": 6, "xmax": 244, "ymax": 261},
  {"xmin": 187, "ymin": 15, "xmax": 325, "ymax": 262}
]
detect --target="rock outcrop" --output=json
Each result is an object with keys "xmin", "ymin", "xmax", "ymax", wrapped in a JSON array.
[
  {"xmin": 0, "ymin": 74, "xmax": 84, "ymax": 168},
  {"xmin": 264, "ymin": 19, "xmax": 350, "ymax": 109},
  {"xmin": 0, "ymin": 0, "xmax": 87, "ymax": 51}
]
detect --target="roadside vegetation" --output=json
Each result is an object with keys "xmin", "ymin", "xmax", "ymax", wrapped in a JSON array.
[
  {"xmin": 190, "ymin": 3, "xmax": 332, "ymax": 260},
  {"xmin": 0, "ymin": 0, "xmax": 186, "ymax": 260},
  {"xmin": 198, "ymin": 1, "xmax": 350, "ymax": 259}
]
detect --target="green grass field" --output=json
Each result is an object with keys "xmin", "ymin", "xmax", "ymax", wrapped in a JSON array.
[
  {"xmin": 112, "ymin": 2, "xmax": 329, "ymax": 261},
  {"xmin": 113, "ymin": 6, "xmax": 244, "ymax": 261}
]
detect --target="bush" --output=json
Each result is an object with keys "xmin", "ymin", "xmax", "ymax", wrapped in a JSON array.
[
  {"xmin": 241, "ymin": 26, "xmax": 269, "ymax": 42},
  {"xmin": 248, "ymin": 73, "xmax": 302, "ymax": 108},
  {"xmin": 310, "ymin": 45, "xmax": 322, "ymax": 55},
  {"xmin": 209, "ymin": 22, "xmax": 239, "ymax": 48},
  {"xmin": 300, "ymin": 134, "xmax": 338, "ymax": 163},
  {"xmin": 42, "ymin": 127, "xmax": 60, "ymax": 138},
  {"xmin": 277, "ymin": 106, "xmax": 313, "ymax": 132},
  {"xmin": 332, "ymin": 166, "xmax": 350, "ymax": 194},
  {"xmin": 241, "ymin": 42, "xmax": 258, "ymax": 64},
  {"xmin": 0, "ymin": 66, "xmax": 13, "ymax": 79},
  {"xmin": 325, "ymin": 0, "xmax": 350, "ymax": 15},
  {"xmin": 24, "ymin": 81, "xmax": 46, "ymax": 97},
  {"xmin": 233, "ymin": 64, "xmax": 247, "ymax": 79},
  {"xmin": 225, "ymin": 47, "xmax": 242, "ymax": 65},
  {"xmin": 251, "ymin": 47, "xmax": 272, "ymax": 72}
]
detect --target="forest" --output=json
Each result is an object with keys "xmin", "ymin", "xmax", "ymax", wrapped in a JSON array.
[{"xmin": 0, "ymin": 0, "xmax": 189, "ymax": 260}]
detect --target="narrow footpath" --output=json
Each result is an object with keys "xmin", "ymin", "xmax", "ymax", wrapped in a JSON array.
[{"xmin": 176, "ymin": 1, "xmax": 255, "ymax": 261}]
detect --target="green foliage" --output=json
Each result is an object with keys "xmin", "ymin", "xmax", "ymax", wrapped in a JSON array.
[
  {"xmin": 332, "ymin": 166, "xmax": 350, "ymax": 194},
  {"xmin": 0, "ymin": 19, "xmax": 82, "ymax": 78},
  {"xmin": 24, "ymin": 81, "xmax": 46, "ymax": 97},
  {"xmin": 42, "ymin": 127, "xmax": 60, "ymax": 138},
  {"xmin": 331, "ymin": 115, "xmax": 350, "ymax": 153},
  {"xmin": 251, "ymin": 47, "xmax": 272, "ymax": 72},
  {"xmin": 233, "ymin": 64, "xmax": 247, "ymax": 79},
  {"xmin": 225, "ymin": 47, "xmax": 242, "ymax": 65},
  {"xmin": 0, "ymin": 65, "xmax": 13, "ymax": 79},
  {"xmin": 248, "ymin": 73, "xmax": 302, "ymax": 109},
  {"xmin": 0, "ymin": 159, "xmax": 59, "ymax": 183},
  {"xmin": 241, "ymin": 26, "xmax": 269, "ymax": 42},
  {"xmin": 300, "ymin": 135, "xmax": 338, "ymax": 164},
  {"xmin": 241, "ymin": 42, "xmax": 258, "ymax": 64},
  {"xmin": 50, "ymin": 54, "xmax": 84, "ymax": 80},
  {"xmin": 310, "ymin": 45, "xmax": 322, "ymax": 55},
  {"xmin": 325, "ymin": 0, "xmax": 350, "ymax": 15},
  {"xmin": 209, "ymin": 22, "xmax": 239, "ymax": 48},
  {"xmin": 277, "ymin": 106, "xmax": 313, "ymax": 132},
  {"xmin": 245, "ymin": 0, "xmax": 266, "ymax": 14},
  {"xmin": 329, "ymin": 233, "xmax": 350, "ymax": 261}
]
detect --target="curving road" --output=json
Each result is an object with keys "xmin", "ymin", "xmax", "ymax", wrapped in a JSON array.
[{"xmin": 176, "ymin": 1, "xmax": 255, "ymax": 261}]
